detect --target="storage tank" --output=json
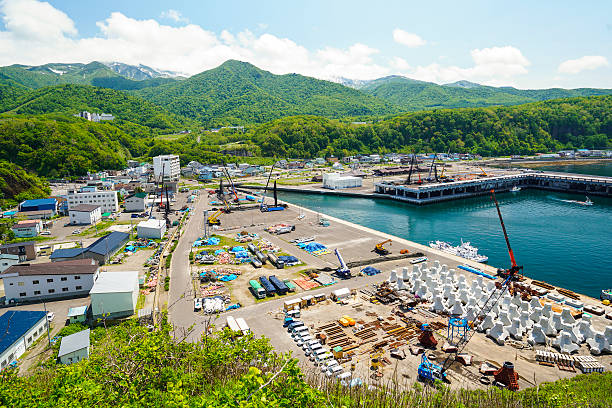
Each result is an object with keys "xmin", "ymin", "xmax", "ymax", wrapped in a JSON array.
[{"xmin": 268, "ymin": 253, "xmax": 285, "ymax": 269}]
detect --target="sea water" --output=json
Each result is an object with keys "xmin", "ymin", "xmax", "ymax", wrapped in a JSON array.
[{"xmin": 279, "ymin": 188, "xmax": 612, "ymax": 298}]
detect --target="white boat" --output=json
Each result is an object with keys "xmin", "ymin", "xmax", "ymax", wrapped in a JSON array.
[
  {"xmin": 510, "ymin": 186, "xmax": 521, "ymax": 192},
  {"xmin": 410, "ymin": 256, "xmax": 428, "ymax": 264},
  {"xmin": 429, "ymin": 239, "xmax": 488, "ymax": 263},
  {"xmin": 560, "ymin": 196, "xmax": 593, "ymax": 206}
]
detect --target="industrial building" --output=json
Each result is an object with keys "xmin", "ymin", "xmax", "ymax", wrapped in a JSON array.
[
  {"xmin": 323, "ymin": 173, "xmax": 363, "ymax": 190},
  {"xmin": 153, "ymin": 154, "xmax": 180, "ymax": 182},
  {"xmin": 50, "ymin": 231, "xmax": 129, "ymax": 265},
  {"xmin": 124, "ymin": 192, "xmax": 149, "ymax": 212},
  {"xmin": 67, "ymin": 306, "xmax": 88, "ymax": 324},
  {"xmin": 57, "ymin": 329, "xmax": 90, "ymax": 365},
  {"xmin": 0, "ymin": 259, "xmax": 99, "ymax": 303},
  {"xmin": 0, "ymin": 241, "xmax": 36, "ymax": 261},
  {"xmin": 68, "ymin": 204, "xmax": 102, "ymax": 225},
  {"xmin": 0, "ymin": 310, "xmax": 48, "ymax": 371},
  {"xmin": 66, "ymin": 188, "xmax": 119, "ymax": 213},
  {"xmin": 137, "ymin": 218, "xmax": 166, "ymax": 239},
  {"xmin": 90, "ymin": 271, "xmax": 139, "ymax": 319},
  {"xmin": 18, "ymin": 198, "xmax": 58, "ymax": 216}
]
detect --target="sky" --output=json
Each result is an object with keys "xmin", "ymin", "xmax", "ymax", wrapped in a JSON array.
[{"xmin": 0, "ymin": 0, "xmax": 610, "ymax": 89}]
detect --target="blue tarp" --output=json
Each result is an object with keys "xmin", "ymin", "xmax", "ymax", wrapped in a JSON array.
[
  {"xmin": 125, "ymin": 245, "xmax": 135, "ymax": 252},
  {"xmin": 361, "ymin": 266, "xmax": 381, "ymax": 276},
  {"xmin": 204, "ymin": 237, "xmax": 220, "ymax": 245},
  {"xmin": 214, "ymin": 249, "xmax": 226, "ymax": 255},
  {"xmin": 278, "ymin": 255, "xmax": 299, "ymax": 265},
  {"xmin": 235, "ymin": 251, "xmax": 249, "ymax": 258},
  {"xmin": 219, "ymin": 274, "xmax": 237, "ymax": 281},
  {"xmin": 229, "ymin": 246, "xmax": 245, "ymax": 253},
  {"xmin": 298, "ymin": 242, "xmax": 327, "ymax": 252}
]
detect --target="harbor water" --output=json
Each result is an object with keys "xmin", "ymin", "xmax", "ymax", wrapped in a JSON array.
[
  {"xmin": 527, "ymin": 161, "xmax": 612, "ymax": 177},
  {"xmin": 279, "ymin": 188, "xmax": 612, "ymax": 298}
]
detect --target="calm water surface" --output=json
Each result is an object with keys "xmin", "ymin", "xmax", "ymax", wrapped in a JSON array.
[
  {"xmin": 279, "ymin": 188, "xmax": 612, "ymax": 298},
  {"xmin": 531, "ymin": 161, "xmax": 612, "ymax": 177}
]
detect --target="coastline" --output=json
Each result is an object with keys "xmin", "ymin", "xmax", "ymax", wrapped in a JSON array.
[{"xmin": 508, "ymin": 158, "xmax": 612, "ymax": 168}]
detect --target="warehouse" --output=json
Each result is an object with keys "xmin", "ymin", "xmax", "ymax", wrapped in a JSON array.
[
  {"xmin": 50, "ymin": 231, "xmax": 129, "ymax": 265},
  {"xmin": 137, "ymin": 218, "xmax": 167, "ymax": 239},
  {"xmin": 0, "ymin": 241, "xmax": 36, "ymax": 261},
  {"xmin": 0, "ymin": 310, "xmax": 48, "ymax": 371},
  {"xmin": 11, "ymin": 220, "xmax": 43, "ymax": 238},
  {"xmin": 322, "ymin": 173, "xmax": 362, "ymax": 190},
  {"xmin": 0, "ymin": 259, "xmax": 99, "ymax": 303},
  {"xmin": 90, "ymin": 271, "xmax": 139, "ymax": 319},
  {"xmin": 68, "ymin": 204, "xmax": 102, "ymax": 225},
  {"xmin": 18, "ymin": 198, "xmax": 58, "ymax": 216},
  {"xmin": 57, "ymin": 329, "xmax": 90, "ymax": 365}
]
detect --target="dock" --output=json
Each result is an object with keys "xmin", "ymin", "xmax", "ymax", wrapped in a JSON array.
[{"xmin": 374, "ymin": 172, "xmax": 612, "ymax": 204}]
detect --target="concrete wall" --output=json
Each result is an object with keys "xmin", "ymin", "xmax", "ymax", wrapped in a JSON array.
[
  {"xmin": 2, "ymin": 271, "xmax": 97, "ymax": 302},
  {"xmin": 0, "ymin": 317, "xmax": 47, "ymax": 370},
  {"xmin": 59, "ymin": 346, "xmax": 89, "ymax": 365}
]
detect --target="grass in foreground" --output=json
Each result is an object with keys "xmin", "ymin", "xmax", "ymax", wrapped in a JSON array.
[{"xmin": 2, "ymin": 318, "xmax": 609, "ymax": 408}]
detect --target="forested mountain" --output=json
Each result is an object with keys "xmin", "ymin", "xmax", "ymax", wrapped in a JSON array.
[
  {"xmin": 134, "ymin": 60, "xmax": 399, "ymax": 126},
  {"xmin": 249, "ymin": 96, "xmax": 612, "ymax": 157},
  {"xmin": 0, "ymin": 161, "xmax": 50, "ymax": 207},
  {"xmin": 0, "ymin": 84, "xmax": 191, "ymax": 130},
  {"xmin": 356, "ymin": 75, "xmax": 612, "ymax": 111}
]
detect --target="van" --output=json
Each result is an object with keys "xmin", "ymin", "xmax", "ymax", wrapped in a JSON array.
[
  {"xmin": 287, "ymin": 321, "xmax": 304, "ymax": 333},
  {"xmin": 315, "ymin": 352, "xmax": 332, "ymax": 365},
  {"xmin": 326, "ymin": 365, "xmax": 343, "ymax": 377},
  {"xmin": 286, "ymin": 309, "xmax": 300, "ymax": 319},
  {"xmin": 321, "ymin": 359, "xmax": 339, "ymax": 373},
  {"xmin": 303, "ymin": 340, "xmax": 319, "ymax": 351},
  {"xmin": 291, "ymin": 326, "xmax": 309, "ymax": 337},
  {"xmin": 337, "ymin": 372, "xmax": 352, "ymax": 384},
  {"xmin": 298, "ymin": 335, "xmax": 313, "ymax": 344}
]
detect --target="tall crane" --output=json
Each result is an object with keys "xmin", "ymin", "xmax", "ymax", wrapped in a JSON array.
[
  {"xmin": 406, "ymin": 154, "xmax": 415, "ymax": 184},
  {"xmin": 334, "ymin": 249, "xmax": 351, "ymax": 279},
  {"xmin": 490, "ymin": 189, "xmax": 523, "ymax": 280},
  {"xmin": 419, "ymin": 189, "xmax": 523, "ymax": 382}
]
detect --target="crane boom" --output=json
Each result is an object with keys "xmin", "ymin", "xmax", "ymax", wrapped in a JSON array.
[{"xmin": 490, "ymin": 189, "xmax": 517, "ymax": 268}]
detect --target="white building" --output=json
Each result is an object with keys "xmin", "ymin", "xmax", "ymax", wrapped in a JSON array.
[
  {"xmin": 0, "ymin": 259, "xmax": 99, "ymax": 303},
  {"xmin": 0, "ymin": 254, "xmax": 19, "ymax": 273},
  {"xmin": 68, "ymin": 204, "xmax": 102, "ymax": 225},
  {"xmin": 90, "ymin": 271, "xmax": 139, "ymax": 319},
  {"xmin": 124, "ymin": 192, "xmax": 149, "ymax": 213},
  {"xmin": 331, "ymin": 287, "xmax": 351, "ymax": 301},
  {"xmin": 58, "ymin": 329, "xmax": 90, "ymax": 365},
  {"xmin": 0, "ymin": 310, "xmax": 48, "ymax": 371},
  {"xmin": 322, "ymin": 173, "xmax": 363, "ymax": 190},
  {"xmin": 67, "ymin": 188, "xmax": 118, "ymax": 213},
  {"xmin": 137, "ymin": 219, "xmax": 167, "ymax": 239},
  {"xmin": 153, "ymin": 155, "xmax": 180, "ymax": 182}
]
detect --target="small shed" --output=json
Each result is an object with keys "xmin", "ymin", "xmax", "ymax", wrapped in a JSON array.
[
  {"xmin": 58, "ymin": 329, "xmax": 90, "ymax": 365},
  {"xmin": 137, "ymin": 219, "xmax": 167, "ymax": 239},
  {"xmin": 331, "ymin": 287, "xmax": 351, "ymax": 301},
  {"xmin": 67, "ymin": 306, "xmax": 88, "ymax": 324}
]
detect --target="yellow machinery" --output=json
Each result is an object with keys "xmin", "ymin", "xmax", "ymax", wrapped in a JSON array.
[
  {"xmin": 207, "ymin": 209, "xmax": 222, "ymax": 225},
  {"xmin": 374, "ymin": 239, "xmax": 392, "ymax": 255},
  {"xmin": 478, "ymin": 166, "xmax": 488, "ymax": 177},
  {"xmin": 370, "ymin": 351, "xmax": 384, "ymax": 370}
]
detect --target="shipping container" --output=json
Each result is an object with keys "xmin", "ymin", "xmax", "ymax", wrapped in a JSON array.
[
  {"xmin": 259, "ymin": 276, "xmax": 276, "ymax": 296},
  {"xmin": 235, "ymin": 317, "xmax": 250, "ymax": 335},
  {"xmin": 255, "ymin": 251, "xmax": 267, "ymax": 264},
  {"xmin": 226, "ymin": 316, "xmax": 241, "ymax": 334},
  {"xmin": 269, "ymin": 275, "xmax": 289, "ymax": 295},
  {"xmin": 248, "ymin": 243, "xmax": 258, "ymax": 254}
]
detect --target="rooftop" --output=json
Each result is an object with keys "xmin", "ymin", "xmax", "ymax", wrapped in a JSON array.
[
  {"xmin": 70, "ymin": 204, "xmax": 101, "ymax": 212},
  {"xmin": 0, "ymin": 259, "xmax": 98, "ymax": 277},
  {"xmin": 67, "ymin": 306, "xmax": 88, "ymax": 317},
  {"xmin": 12, "ymin": 221, "xmax": 40, "ymax": 228},
  {"xmin": 20, "ymin": 198, "xmax": 56, "ymax": 206},
  {"xmin": 0, "ymin": 254, "xmax": 19, "ymax": 260},
  {"xmin": 90, "ymin": 271, "xmax": 138, "ymax": 294},
  {"xmin": 0, "ymin": 310, "xmax": 47, "ymax": 354},
  {"xmin": 138, "ymin": 219, "xmax": 165, "ymax": 229},
  {"xmin": 57, "ymin": 329, "xmax": 90, "ymax": 357},
  {"xmin": 0, "ymin": 241, "xmax": 36, "ymax": 249}
]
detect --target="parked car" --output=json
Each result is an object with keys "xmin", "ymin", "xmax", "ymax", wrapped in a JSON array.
[
  {"xmin": 72, "ymin": 229, "xmax": 81, "ymax": 234},
  {"xmin": 46, "ymin": 311, "xmax": 55, "ymax": 322},
  {"xmin": 40, "ymin": 231, "xmax": 51, "ymax": 235},
  {"xmin": 193, "ymin": 298, "xmax": 202, "ymax": 311}
]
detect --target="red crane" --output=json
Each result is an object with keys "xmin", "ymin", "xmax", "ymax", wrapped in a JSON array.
[{"xmin": 490, "ymin": 189, "xmax": 523, "ymax": 280}]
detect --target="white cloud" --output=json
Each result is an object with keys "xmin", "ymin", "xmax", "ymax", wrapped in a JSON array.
[
  {"xmin": 392, "ymin": 29, "xmax": 426, "ymax": 47},
  {"xmin": 389, "ymin": 57, "xmax": 411, "ymax": 71},
  {"xmin": 408, "ymin": 46, "xmax": 530, "ymax": 86},
  {"xmin": 1, "ymin": 0, "xmax": 76, "ymax": 42},
  {"xmin": 558, "ymin": 55, "xmax": 609, "ymax": 74},
  {"xmin": 160, "ymin": 9, "xmax": 187, "ymax": 23}
]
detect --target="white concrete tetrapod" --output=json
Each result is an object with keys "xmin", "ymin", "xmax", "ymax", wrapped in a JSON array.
[
  {"xmin": 519, "ymin": 301, "xmax": 530, "ymax": 314},
  {"xmin": 519, "ymin": 312, "xmax": 533, "ymax": 330},
  {"xmin": 529, "ymin": 307, "xmax": 543, "ymax": 323},
  {"xmin": 450, "ymin": 301, "xmax": 465, "ymax": 316},
  {"xmin": 550, "ymin": 312, "xmax": 563, "ymax": 331},
  {"xmin": 508, "ymin": 318, "xmax": 524, "ymax": 339},
  {"xmin": 388, "ymin": 270, "xmax": 398, "ymax": 283},
  {"xmin": 431, "ymin": 296, "xmax": 446, "ymax": 313},
  {"xmin": 488, "ymin": 322, "xmax": 509, "ymax": 345},
  {"xmin": 508, "ymin": 304, "xmax": 520, "ymax": 320},
  {"xmin": 539, "ymin": 316, "xmax": 557, "ymax": 337},
  {"xmin": 559, "ymin": 323, "xmax": 579, "ymax": 343},
  {"xmin": 541, "ymin": 303, "xmax": 553, "ymax": 318},
  {"xmin": 529, "ymin": 297, "xmax": 541, "ymax": 310},
  {"xmin": 560, "ymin": 308, "xmax": 576, "ymax": 325},
  {"xmin": 576, "ymin": 319, "xmax": 595, "ymax": 342},
  {"xmin": 528, "ymin": 324, "xmax": 547, "ymax": 345},
  {"xmin": 586, "ymin": 332, "xmax": 608, "ymax": 355},
  {"xmin": 478, "ymin": 314, "xmax": 495, "ymax": 333},
  {"xmin": 511, "ymin": 294, "xmax": 522, "ymax": 307},
  {"xmin": 498, "ymin": 311, "xmax": 512, "ymax": 327},
  {"xmin": 553, "ymin": 332, "xmax": 579, "ymax": 354}
]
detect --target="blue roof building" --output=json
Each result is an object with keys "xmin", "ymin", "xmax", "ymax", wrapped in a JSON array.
[
  {"xmin": 50, "ymin": 231, "xmax": 129, "ymax": 265},
  {"xmin": 18, "ymin": 198, "xmax": 58, "ymax": 215},
  {"xmin": 0, "ymin": 310, "xmax": 48, "ymax": 370}
]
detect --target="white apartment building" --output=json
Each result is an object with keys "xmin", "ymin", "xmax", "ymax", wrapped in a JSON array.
[
  {"xmin": 0, "ymin": 259, "xmax": 99, "ymax": 302},
  {"xmin": 69, "ymin": 204, "xmax": 102, "ymax": 225},
  {"xmin": 153, "ymin": 155, "xmax": 180, "ymax": 182},
  {"xmin": 67, "ymin": 188, "xmax": 118, "ymax": 213}
]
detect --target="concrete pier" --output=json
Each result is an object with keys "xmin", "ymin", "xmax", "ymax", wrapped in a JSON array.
[{"xmin": 374, "ymin": 172, "xmax": 612, "ymax": 204}]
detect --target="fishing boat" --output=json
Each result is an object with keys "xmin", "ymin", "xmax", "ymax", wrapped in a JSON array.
[
  {"xmin": 601, "ymin": 289, "xmax": 612, "ymax": 302},
  {"xmin": 510, "ymin": 186, "xmax": 521, "ymax": 192},
  {"xmin": 410, "ymin": 256, "xmax": 428, "ymax": 264},
  {"xmin": 429, "ymin": 239, "xmax": 488, "ymax": 263}
]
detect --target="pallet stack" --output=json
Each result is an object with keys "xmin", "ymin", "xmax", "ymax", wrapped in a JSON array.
[{"xmin": 574, "ymin": 356, "xmax": 606, "ymax": 373}]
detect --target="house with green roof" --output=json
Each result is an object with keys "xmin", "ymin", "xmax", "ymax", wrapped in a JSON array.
[{"xmin": 124, "ymin": 192, "xmax": 150, "ymax": 212}]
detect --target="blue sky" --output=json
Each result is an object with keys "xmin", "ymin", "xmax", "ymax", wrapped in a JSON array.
[{"xmin": 1, "ymin": 0, "xmax": 610, "ymax": 88}]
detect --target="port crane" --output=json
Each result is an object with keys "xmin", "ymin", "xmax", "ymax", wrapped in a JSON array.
[
  {"xmin": 374, "ymin": 239, "xmax": 392, "ymax": 255},
  {"xmin": 260, "ymin": 162, "xmax": 287, "ymax": 212},
  {"xmin": 334, "ymin": 249, "xmax": 351, "ymax": 279},
  {"xmin": 418, "ymin": 189, "xmax": 523, "ymax": 383}
]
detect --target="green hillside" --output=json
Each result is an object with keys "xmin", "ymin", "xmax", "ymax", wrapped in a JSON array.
[
  {"xmin": 0, "ymin": 62, "xmax": 123, "ymax": 88},
  {"xmin": 0, "ymin": 84, "xmax": 191, "ymax": 130},
  {"xmin": 135, "ymin": 60, "xmax": 399, "ymax": 126},
  {"xmin": 0, "ymin": 160, "xmax": 50, "ymax": 206},
  {"xmin": 358, "ymin": 75, "xmax": 612, "ymax": 111},
  {"xmin": 249, "ymin": 96, "xmax": 612, "ymax": 157}
]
